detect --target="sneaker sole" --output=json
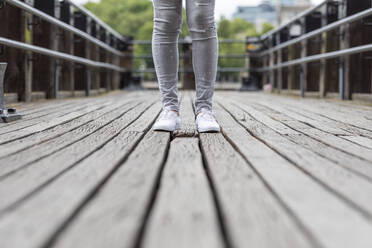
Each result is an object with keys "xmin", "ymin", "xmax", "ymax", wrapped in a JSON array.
[
  {"xmin": 153, "ymin": 123, "xmax": 181, "ymax": 132},
  {"xmin": 196, "ymin": 125, "xmax": 221, "ymax": 133}
]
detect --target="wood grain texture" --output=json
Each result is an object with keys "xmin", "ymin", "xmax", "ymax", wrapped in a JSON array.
[
  {"xmin": 0, "ymin": 101, "xmax": 162, "ymax": 248},
  {"xmin": 0, "ymin": 100, "xmax": 99, "ymax": 136},
  {"xmin": 0, "ymin": 97, "xmax": 139, "ymax": 158},
  {"xmin": 1, "ymin": 91, "xmax": 372, "ymax": 248},
  {"xmin": 0, "ymin": 100, "xmax": 157, "ymax": 212},
  {"xmin": 0, "ymin": 100, "xmax": 142, "ymax": 178},
  {"xmin": 199, "ymin": 132, "xmax": 312, "ymax": 248},
  {"xmin": 53, "ymin": 131, "xmax": 170, "ymax": 248},
  {"xmin": 222, "ymin": 98, "xmax": 372, "ymax": 217},
  {"xmin": 215, "ymin": 98, "xmax": 372, "ymax": 248},
  {"xmin": 142, "ymin": 138, "xmax": 224, "ymax": 248},
  {"xmin": 236, "ymin": 100, "xmax": 372, "ymax": 180}
]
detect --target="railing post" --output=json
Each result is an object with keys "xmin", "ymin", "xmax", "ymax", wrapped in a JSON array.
[
  {"xmin": 0, "ymin": 2, "xmax": 28, "ymax": 103},
  {"xmin": 339, "ymin": 0, "xmax": 350, "ymax": 100},
  {"xmin": 33, "ymin": 0, "xmax": 60, "ymax": 99},
  {"xmin": 60, "ymin": 0, "xmax": 75, "ymax": 98},
  {"xmin": 53, "ymin": 60, "xmax": 60, "ymax": 98},
  {"xmin": 182, "ymin": 38, "xmax": 195, "ymax": 90},
  {"xmin": 339, "ymin": 58, "xmax": 345, "ymax": 100},
  {"xmin": 110, "ymin": 35, "xmax": 120, "ymax": 90},
  {"xmin": 287, "ymin": 44, "xmax": 295, "ymax": 91},
  {"xmin": 269, "ymin": 36, "xmax": 275, "ymax": 92},
  {"xmin": 86, "ymin": 68, "xmax": 91, "ymax": 96},
  {"xmin": 319, "ymin": 7, "xmax": 328, "ymax": 98},
  {"xmin": 276, "ymin": 33, "xmax": 282, "ymax": 93},
  {"xmin": 106, "ymin": 69, "xmax": 111, "ymax": 92},
  {"xmin": 119, "ymin": 37, "xmax": 133, "ymax": 90},
  {"xmin": 300, "ymin": 19, "xmax": 308, "ymax": 97},
  {"xmin": 0, "ymin": 63, "xmax": 7, "ymax": 111},
  {"xmin": 24, "ymin": 1, "xmax": 33, "ymax": 102},
  {"xmin": 89, "ymin": 20, "xmax": 100, "ymax": 95}
]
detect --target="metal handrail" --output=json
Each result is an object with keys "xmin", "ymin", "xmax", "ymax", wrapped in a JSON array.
[
  {"xmin": 254, "ymin": 43, "xmax": 372, "ymax": 72},
  {"xmin": 259, "ymin": 7, "xmax": 372, "ymax": 56},
  {"xmin": 5, "ymin": 0, "xmax": 124, "ymax": 57},
  {"xmin": 131, "ymin": 39, "xmax": 246, "ymax": 45},
  {"xmin": 260, "ymin": 0, "xmax": 329, "ymax": 40},
  {"xmin": 0, "ymin": 37, "xmax": 126, "ymax": 72}
]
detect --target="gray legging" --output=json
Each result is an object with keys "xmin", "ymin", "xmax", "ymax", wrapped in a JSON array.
[{"xmin": 152, "ymin": 0, "xmax": 218, "ymax": 113}]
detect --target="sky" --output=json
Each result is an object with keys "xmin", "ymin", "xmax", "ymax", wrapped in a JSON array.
[{"xmin": 73, "ymin": 0, "xmax": 324, "ymax": 20}]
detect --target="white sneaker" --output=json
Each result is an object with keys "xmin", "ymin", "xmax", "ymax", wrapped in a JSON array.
[
  {"xmin": 196, "ymin": 109, "xmax": 220, "ymax": 133},
  {"xmin": 153, "ymin": 109, "xmax": 181, "ymax": 132}
]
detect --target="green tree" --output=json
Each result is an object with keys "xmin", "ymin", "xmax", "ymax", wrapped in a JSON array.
[
  {"xmin": 85, "ymin": 0, "xmax": 153, "ymax": 38},
  {"xmin": 261, "ymin": 22, "xmax": 275, "ymax": 35}
]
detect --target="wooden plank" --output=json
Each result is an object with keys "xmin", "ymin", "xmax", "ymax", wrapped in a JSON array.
[
  {"xmin": 223, "ymin": 98, "xmax": 372, "ymax": 214},
  {"xmin": 142, "ymin": 138, "xmax": 224, "ymax": 248},
  {"xmin": 53, "ymin": 132, "xmax": 170, "ymax": 248},
  {"xmin": 0, "ymin": 99, "xmax": 102, "ymax": 135},
  {"xmin": 199, "ymin": 132, "xmax": 312, "ymax": 248},
  {"xmin": 173, "ymin": 91, "xmax": 197, "ymax": 137},
  {"xmin": 214, "ymin": 99, "xmax": 372, "ymax": 248},
  {"xmin": 0, "ymin": 99, "xmax": 153, "ymax": 198},
  {"xmin": 239, "ymin": 101, "xmax": 372, "ymax": 180},
  {"xmin": 0, "ymin": 100, "xmax": 89, "ymax": 131},
  {"xmin": 0, "ymin": 99, "xmax": 110, "ymax": 144},
  {"xmin": 340, "ymin": 136, "xmax": 372, "ymax": 150},
  {"xmin": 237, "ymin": 93, "xmax": 372, "ymax": 138},
  {"xmin": 230, "ymin": 92, "xmax": 372, "ymax": 149},
  {"xmin": 0, "ymin": 97, "xmax": 139, "ymax": 159},
  {"xmin": 0, "ymin": 102, "xmax": 163, "ymax": 248},
  {"xmin": 280, "ymin": 98, "xmax": 372, "ymax": 132},
  {"xmin": 244, "ymin": 96, "xmax": 372, "ymax": 150}
]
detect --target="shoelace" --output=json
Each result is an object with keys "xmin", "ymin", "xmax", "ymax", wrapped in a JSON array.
[
  {"xmin": 159, "ymin": 109, "xmax": 176, "ymax": 120},
  {"xmin": 198, "ymin": 110, "xmax": 215, "ymax": 122}
]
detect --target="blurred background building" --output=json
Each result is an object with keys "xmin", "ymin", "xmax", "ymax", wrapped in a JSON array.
[{"xmin": 233, "ymin": 0, "xmax": 312, "ymax": 31}]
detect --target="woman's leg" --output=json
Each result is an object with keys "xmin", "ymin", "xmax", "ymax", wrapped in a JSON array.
[
  {"xmin": 152, "ymin": 0, "xmax": 183, "ymax": 112},
  {"xmin": 186, "ymin": 0, "xmax": 218, "ymax": 113}
]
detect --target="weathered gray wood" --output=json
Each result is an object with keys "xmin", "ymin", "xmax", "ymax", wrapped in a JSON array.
[
  {"xmin": 270, "ymin": 95, "xmax": 372, "ymax": 131},
  {"xmin": 0, "ymin": 100, "xmax": 156, "ymax": 210},
  {"xmin": 0, "ymin": 102, "xmax": 163, "ymax": 248},
  {"xmin": 340, "ymin": 135, "xmax": 372, "ymax": 150},
  {"xmin": 53, "ymin": 131, "xmax": 170, "ymax": 248},
  {"xmin": 241, "ymin": 101, "xmax": 372, "ymax": 180},
  {"xmin": 173, "ymin": 91, "xmax": 197, "ymax": 137},
  {"xmin": 214, "ymin": 99, "xmax": 372, "ymax": 248},
  {"xmin": 222, "ymin": 98, "xmax": 372, "ymax": 215},
  {"xmin": 0, "ymin": 100, "xmax": 139, "ymax": 174},
  {"xmin": 199, "ymin": 132, "xmax": 312, "ymax": 248},
  {"xmin": 0, "ymin": 99, "xmax": 103, "ymax": 136},
  {"xmin": 223, "ymin": 92, "xmax": 372, "ymax": 154},
  {"xmin": 0, "ymin": 100, "xmax": 83, "ymax": 130},
  {"xmin": 142, "ymin": 138, "xmax": 224, "ymax": 248},
  {"xmin": 232, "ymin": 92, "xmax": 372, "ymax": 138},
  {"xmin": 0, "ymin": 99, "xmax": 111, "ymax": 144},
  {"xmin": 0, "ymin": 95, "xmax": 147, "ymax": 158}
]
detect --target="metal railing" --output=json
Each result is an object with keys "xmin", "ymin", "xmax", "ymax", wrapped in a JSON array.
[
  {"xmin": 249, "ymin": 0, "xmax": 372, "ymax": 100},
  {"xmin": 0, "ymin": 0, "xmax": 133, "ymax": 103}
]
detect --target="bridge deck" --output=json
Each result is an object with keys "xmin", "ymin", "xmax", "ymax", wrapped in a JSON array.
[{"xmin": 1, "ymin": 91, "xmax": 372, "ymax": 248}]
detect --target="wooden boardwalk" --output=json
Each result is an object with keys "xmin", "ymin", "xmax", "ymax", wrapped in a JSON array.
[{"xmin": 1, "ymin": 91, "xmax": 372, "ymax": 248}]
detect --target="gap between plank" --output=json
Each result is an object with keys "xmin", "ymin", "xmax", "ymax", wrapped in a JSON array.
[
  {"xmin": 219, "ymin": 101, "xmax": 372, "ymax": 221},
  {"xmin": 0, "ymin": 101, "xmax": 156, "ymax": 216},
  {"xmin": 215, "ymin": 101, "xmax": 330, "ymax": 248},
  {"xmin": 40, "ymin": 103, "xmax": 163, "ymax": 248}
]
